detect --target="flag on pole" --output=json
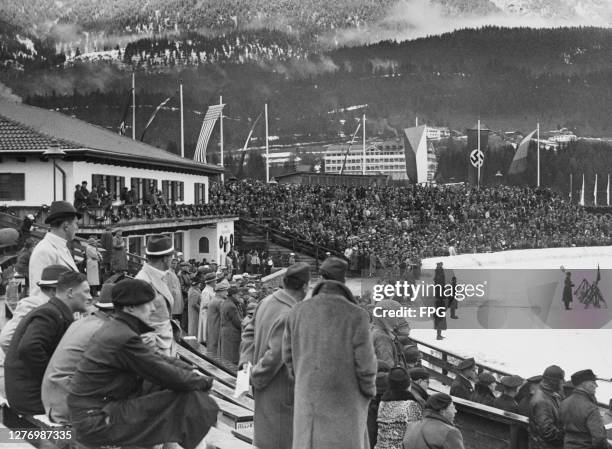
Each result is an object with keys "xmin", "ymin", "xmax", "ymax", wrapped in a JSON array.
[
  {"xmin": 508, "ymin": 129, "xmax": 537, "ymax": 175},
  {"xmin": 140, "ymin": 97, "xmax": 171, "ymax": 141},
  {"xmin": 193, "ymin": 103, "xmax": 225, "ymax": 163},
  {"xmin": 118, "ymin": 89, "xmax": 132, "ymax": 135},
  {"xmin": 607, "ymin": 174, "xmax": 610, "ymax": 206},
  {"xmin": 579, "ymin": 174, "xmax": 585, "ymax": 206},
  {"xmin": 241, "ymin": 111, "xmax": 263, "ymax": 153},
  {"xmin": 596, "ymin": 264, "xmax": 601, "ymax": 283},
  {"xmin": 594, "ymin": 173, "xmax": 598, "ymax": 206}
]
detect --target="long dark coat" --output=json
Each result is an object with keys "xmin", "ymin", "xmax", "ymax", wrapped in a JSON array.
[
  {"xmin": 562, "ymin": 276, "xmax": 574, "ymax": 306},
  {"xmin": 560, "ymin": 388, "xmax": 609, "ymax": 449},
  {"xmin": 528, "ymin": 382, "xmax": 564, "ymax": 449},
  {"xmin": 239, "ymin": 288, "xmax": 299, "ymax": 449},
  {"xmin": 282, "ymin": 280, "xmax": 377, "ymax": 449},
  {"xmin": 206, "ymin": 294, "xmax": 224, "ymax": 357},
  {"xmin": 219, "ymin": 296, "xmax": 242, "ymax": 364},
  {"xmin": 471, "ymin": 383, "xmax": 496, "ymax": 406},
  {"xmin": 450, "ymin": 374, "xmax": 473, "ymax": 400}
]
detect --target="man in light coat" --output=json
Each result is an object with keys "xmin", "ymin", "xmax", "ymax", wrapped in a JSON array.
[
  {"xmin": 403, "ymin": 393, "xmax": 465, "ymax": 449},
  {"xmin": 206, "ymin": 279, "xmax": 229, "ymax": 357},
  {"xmin": 29, "ymin": 201, "xmax": 80, "ymax": 297},
  {"xmin": 282, "ymin": 257, "xmax": 377, "ymax": 449},
  {"xmin": 135, "ymin": 235, "xmax": 175, "ymax": 355},
  {"xmin": 198, "ymin": 273, "xmax": 217, "ymax": 343},
  {"xmin": 240, "ymin": 262, "xmax": 310, "ymax": 449}
]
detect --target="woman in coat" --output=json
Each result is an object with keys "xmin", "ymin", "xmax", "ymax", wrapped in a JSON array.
[
  {"xmin": 111, "ymin": 230, "xmax": 128, "ymax": 273},
  {"xmin": 219, "ymin": 286, "xmax": 243, "ymax": 364},
  {"xmin": 85, "ymin": 237, "xmax": 102, "ymax": 294}
]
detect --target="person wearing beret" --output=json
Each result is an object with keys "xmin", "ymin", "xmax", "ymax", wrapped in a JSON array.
[
  {"xmin": 135, "ymin": 234, "xmax": 176, "ymax": 355},
  {"xmin": 29, "ymin": 201, "xmax": 80, "ymax": 298},
  {"xmin": 470, "ymin": 372, "xmax": 496, "ymax": 407},
  {"xmin": 283, "ymin": 257, "xmax": 376, "ymax": 449},
  {"xmin": 403, "ymin": 393, "xmax": 465, "ymax": 449},
  {"xmin": 219, "ymin": 285, "xmax": 243, "ymax": 364},
  {"xmin": 529, "ymin": 365, "xmax": 565, "ymax": 449},
  {"xmin": 493, "ymin": 375, "xmax": 523, "ymax": 413},
  {"xmin": 409, "ymin": 368, "xmax": 430, "ymax": 411},
  {"xmin": 560, "ymin": 369, "xmax": 612, "ymax": 449},
  {"xmin": 450, "ymin": 358, "xmax": 476, "ymax": 400},
  {"xmin": 239, "ymin": 262, "xmax": 310, "ymax": 449},
  {"xmin": 42, "ymin": 283, "xmax": 115, "ymax": 423},
  {"xmin": 67, "ymin": 279, "xmax": 219, "ymax": 449}
]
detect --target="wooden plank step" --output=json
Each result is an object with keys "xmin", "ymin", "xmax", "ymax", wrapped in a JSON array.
[
  {"xmin": 198, "ymin": 422, "xmax": 253, "ymax": 449},
  {"xmin": 213, "ymin": 397, "xmax": 253, "ymax": 431},
  {"xmin": 231, "ymin": 427, "xmax": 254, "ymax": 445},
  {"xmin": 178, "ymin": 343, "xmax": 238, "ymax": 385}
]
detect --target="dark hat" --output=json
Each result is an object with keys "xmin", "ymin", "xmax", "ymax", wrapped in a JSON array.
[
  {"xmin": 146, "ymin": 235, "xmax": 174, "ymax": 256},
  {"xmin": 527, "ymin": 375, "xmax": 543, "ymax": 384},
  {"xmin": 215, "ymin": 279, "xmax": 230, "ymax": 292},
  {"xmin": 388, "ymin": 367, "xmax": 410, "ymax": 391},
  {"xmin": 458, "ymin": 357, "xmax": 476, "ymax": 371},
  {"xmin": 180, "ymin": 261, "xmax": 190, "ymax": 267},
  {"xmin": 477, "ymin": 372, "xmax": 496, "ymax": 385},
  {"xmin": 45, "ymin": 201, "xmax": 82, "ymax": 224},
  {"xmin": 284, "ymin": 262, "xmax": 310, "ymax": 285},
  {"xmin": 571, "ymin": 369, "xmax": 597, "ymax": 386},
  {"xmin": 500, "ymin": 375, "xmax": 524, "ymax": 389},
  {"xmin": 111, "ymin": 279, "xmax": 155, "ymax": 307},
  {"xmin": 409, "ymin": 367, "xmax": 430, "ymax": 381},
  {"xmin": 37, "ymin": 265, "xmax": 73, "ymax": 286},
  {"xmin": 425, "ymin": 393, "xmax": 452, "ymax": 411},
  {"xmin": 94, "ymin": 283, "xmax": 115, "ymax": 310},
  {"xmin": 403, "ymin": 345, "xmax": 421, "ymax": 363},
  {"xmin": 543, "ymin": 365, "xmax": 565, "ymax": 381},
  {"xmin": 319, "ymin": 257, "xmax": 348, "ymax": 283},
  {"xmin": 203, "ymin": 272, "xmax": 217, "ymax": 283},
  {"xmin": 227, "ymin": 286, "xmax": 239, "ymax": 296},
  {"xmin": 376, "ymin": 372, "xmax": 389, "ymax": 394}
]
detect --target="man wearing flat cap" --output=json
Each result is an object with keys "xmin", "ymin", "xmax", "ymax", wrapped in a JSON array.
[
  {"xmin": 239, "ymin": 262, "xmax": 310, "ymax": 449},
  {"xmin": 67, "ymin": 279, "xmax": 219, "ymax": 449},
  {"xmin": 135, "ymin": 234, "xmax": 176, "ymax": 355},
  {"xmin": 403, "ymin": 393, "xmax": 465, "ymax": 449},
  {"xmin": 471, "ymin": 372, "xmax": 496, "ymax": 406},
  {"xmin": 283, "ymin": 256, "xmax": 376, "ymax": 449},
  {"xmin": 29, "ymin": 201, "xmax": 80, "ymax": 297},
  {"xmin": 493, "ymin": 375, "xmax": 523, "ymax": 413},
  {"xmin": 529, "ymin": 365, "xmax": 565, "ymax": 449},
  {"xmin": 560, "ymin": 369, "xmax": 611, "ymax": 449},
  {"xmin": 450, "ymin": 357, "xmax": 476, "ymax": 400}
]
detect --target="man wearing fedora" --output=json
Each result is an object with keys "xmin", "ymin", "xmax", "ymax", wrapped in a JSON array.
[
  {"xmin": 0, "ymin": 264, "xmax": 72, "ymax": 354},
  {"xmin": 42, "ymin": 284, "xmax": 115, "ymax": 423},
  {"xmin": 239, "ymin": 262, "xmax": 310, "ymax": 449},
  {"xmin": 560, "ymin": 369, "xmax": 611, "ymax": 449},
  {"xmin": 135, "ymin": 234, "xmax": 176, "ymax": 355},
  {"xmin": 67, "ymin": 279, "xmax": 219, "ymax": 449},
  {"xmin": 29, "ymin": 201, "xmax": 80, "ymax": 298},
  {"xmin": 198, "ymin": 272, "xmax": 217, "ymax": 343},
  {"xmin": 4, "ymin": 272, "xmax": 91, "ymax": 415}
]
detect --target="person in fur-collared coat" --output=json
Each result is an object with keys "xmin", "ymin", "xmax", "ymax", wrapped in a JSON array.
[{"xmin": 282, "ymin": 279, "xmax": 377, "ymax": 449}]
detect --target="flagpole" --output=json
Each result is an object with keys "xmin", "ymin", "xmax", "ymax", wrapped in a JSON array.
[
  {"xmin": 415, "ymin": 116, "xmax": 418, "ymax": 127},
  {"xmin": 362, "ymin": 113, "xmax": 366, "ymax": 175},
  {"xmin": 220, "ymin": 95, "xmax": 224, "ymax": 183},
  {"xmin": 265, "ymin": 103, "xmax": 269, "ymax": 183},
  {"xmin": 477, "ymin": 119, "xmax": 481, "ymax": 190},
  {"xmin": 536, "ymin": 122, "xmax": 540, "ymax": 188},
  {"xmin": 607, "ymin": 173, "xmax": 610, "ymax": 206},
  {"xmin": 180, "ymin": 83, "xmax": 184, "ymax": 157},
  {"xmin": 131, "ymin": 72, "xmax": 136, "ymax": 140},
  {"xmin": 569, "ymin": 173, "xmax": 573, "ymax": 203},
  {"xmin": 580, "ymin": 174, "xmax": 585, "ymax": 206},
  {"xmin": 594, "ymin": 173, "xmax": 598, "ymax": 206}
]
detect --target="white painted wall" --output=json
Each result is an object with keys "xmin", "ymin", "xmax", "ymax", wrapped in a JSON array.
[
  {"xmin": 186, "ymin": 220, "xmax": 235, "ymax": 265},
  {"xmin": 0, "ymin": 157, "xmax": 210, "ymax": 206}
]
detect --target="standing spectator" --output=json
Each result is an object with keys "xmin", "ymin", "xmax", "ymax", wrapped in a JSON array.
[
  {"xmin": 494, "ymin": 375, "xmax": 523, "ymax": 413},
  {"xmin": 4, "ymin": 272, "xmax": 91, "ymax": 415},
  {"xmin": 434, "ymin": 294, "xmax": 447, "ymax": 341},
  {"xmin": 375, "ymin": 367, "xmax": 422, "ymax": 449},
  {"xmin": 80, "ymin": 181, "xmax": 90, "ymax": 198},
  {"xmin": 29, "ymin": 201, "xmax": 80, "ymax": 298},
  {"xmin": 87, "ymin": 186, "xmax": 100, "ymax": 207},
  {"xmin": 562, "ymin": 272, "xmax": 574, "ymax": 310},
  {"xmin": 19, "ymin": 213, "xmax": 35, "ymax": 246},
  {"xmin": 448, "ymin": 276, "xmax": 459, "ymax": 319},
  {"xmin": 111, "ymin": 229, "xmax": 128, "ymax": 274},
  {"xmin": 198, "ymin": 273, "xmax": 217, "ymax": 343},
  {"xmin": 166, "ymin": 258, "xmax": 183, "ymax": 325},
  {"xmin": 178, "ymin": 262, "xmax": 192, "ymax": 330},
  {"xmin": 288, "ymin": 252, "xmax": 296, "ymax": 265},
  {"xmin": 187, "ymin": 276, "xmax": 202, "ymax": 336},
  {"xmin": 206, "ymin": 279, "xmax": 228, "ymax": 357},
  {"xmin": 85, "ymin": 237, "xmax": 102, "ymax": 295},
  {"xmin": 15, "ymin": 237, "xmax": 35, "ymax": 292},
  {"xmin": 471, "ymin": 372, "xmax": 496, "ymax": 406},
  {"xmin": 517, "ymin": 375, "xmax": 542, "ymax": 416},
  {"xmin": 402, "ymin": 393, "xmax": 465, "ymax": 449},
  {"xmin": 450, "ymin": 358, "xmax": 476, "ymax": 400},
  {"xmin": 66, "ymin": 279, "xmax": 219, "ymax": 449},
  {"xmin": 219, "ymin": 286, "xmax": 243, "ymax": 364},
  {"xmin": 42, "ymin": 285, "xmax": 115, "ymax": 423},
  {"xmin": 0, "ymin": 265, "xmax": 71, "ymax": 354},
  {"xmin": 529, "ymin": 365, "xmax": 565, "ymax": 449},
  {"xmin": 239, "ymin": 263, "xmax": 310, "ymax": 449},
  {"xmin": 135, "ymin": 235, "xmax": 175, "ymax": 355},
  {"xmin": 560, "ymin": 369, "xmax": 611, "ymax": 449},
  {"xmin": 100, "ymin": 227, "xmax": 113, "ymax": 280},
  {"xmin": 251, "ymin": 251, "xmax": 260, "ymax": 275},
  {"xmin": 282, "ymin": 257, "xmax": 377, "ymax": 449}
]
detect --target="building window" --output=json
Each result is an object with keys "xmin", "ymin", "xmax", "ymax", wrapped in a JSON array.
[
  {"xmin": 0, "ymin": 173, "xmax": 25, "ymax": 200},
  {"xmin": 199, "ymin": 237, "xmax": 209, "ymax": 253},
  {"xmin": 195, "ymin": 183, "xmax": 206, "ymax": 203},
  {"xmin": 162, "ymin": 180, "xmax": 184, "ymax": 204},
  {"xmin": 92, "ymin": 174, "xmax": 126, "ymax": 200},
  {"xmin": 131, "ymin": 178, "xmax": 158, "ymax": 204},
  {"xmin": 174, "ymin": 232, "xmax": 184, "ymax": 253}
]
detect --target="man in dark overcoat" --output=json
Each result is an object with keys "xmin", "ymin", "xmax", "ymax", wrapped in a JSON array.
[
  {"xmin": 450, "ymin": 357, "xmax": 476, "ymax": 400},
  {"xmin": 529, "ymin": 365, "xmax": 565, "ymax": 449},
  {"xmin": 239, "ymin": 262, "xmax": 310, "ymax": 449},
  {"xmin": 67, "ymin": 279, "xmax": 219, "ymax": 449}
]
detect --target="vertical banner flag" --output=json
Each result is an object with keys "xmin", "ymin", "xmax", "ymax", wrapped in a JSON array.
[
  {"xmin": 118, "ymin": 89, "xmax": 132, "ymax": 136},
  {"xmin": 579, "ymin": 174, "xmax": 585, "ymax": 206},
  {"xmin": 194, "ymin": 103, "xmax": 225, "ymax": 163},
  {"xmin": 594, "ymin": 173, "xmax": 598, "ymax": 206},
  {"xmin": 508, "ymin": 129, "xmax": 537, "ymax": 175},
  {"xmin": 140, "ymin": 97, "xmax": 171, "ymax": 141},
  {"xmin": 607, "ymin": 174, "xmax": 610, "ymax": 206}
]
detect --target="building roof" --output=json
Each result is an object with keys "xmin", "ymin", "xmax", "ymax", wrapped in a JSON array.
[{"xmin": 0, "ymin": 100, "xmax": 223, "ymax": 175}]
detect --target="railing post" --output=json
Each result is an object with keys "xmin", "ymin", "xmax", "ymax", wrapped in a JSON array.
[{"xmin": 442, "ymin": 352, "xmax": 448, "ymax": 376}]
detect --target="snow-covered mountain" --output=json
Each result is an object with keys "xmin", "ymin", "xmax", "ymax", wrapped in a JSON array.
[{"xmin": 487, "ymin": 0, "xmax": 612, "ymax": 26}]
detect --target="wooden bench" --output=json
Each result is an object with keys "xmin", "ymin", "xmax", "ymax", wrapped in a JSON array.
[{"xmin": 213, "ymin": 397, "xmax": 253, "ymax": 431}]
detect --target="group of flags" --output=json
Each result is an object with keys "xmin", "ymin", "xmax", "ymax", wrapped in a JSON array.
[{"xmin": 577, "ymin": 173, "xmax": 610, "ymax": 206}]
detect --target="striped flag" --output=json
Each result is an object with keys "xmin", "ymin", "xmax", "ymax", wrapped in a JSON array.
[
  {"xmin": 508, "ymin": 129, "xmax": 537, "ymax": 175},
  {"xmin": 140, "ymin": 97, "xmax": 171, "ymax": 141},
  {"xmin": 194, "ymin": 103, "xmax": 225, "ymax": 163}
]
